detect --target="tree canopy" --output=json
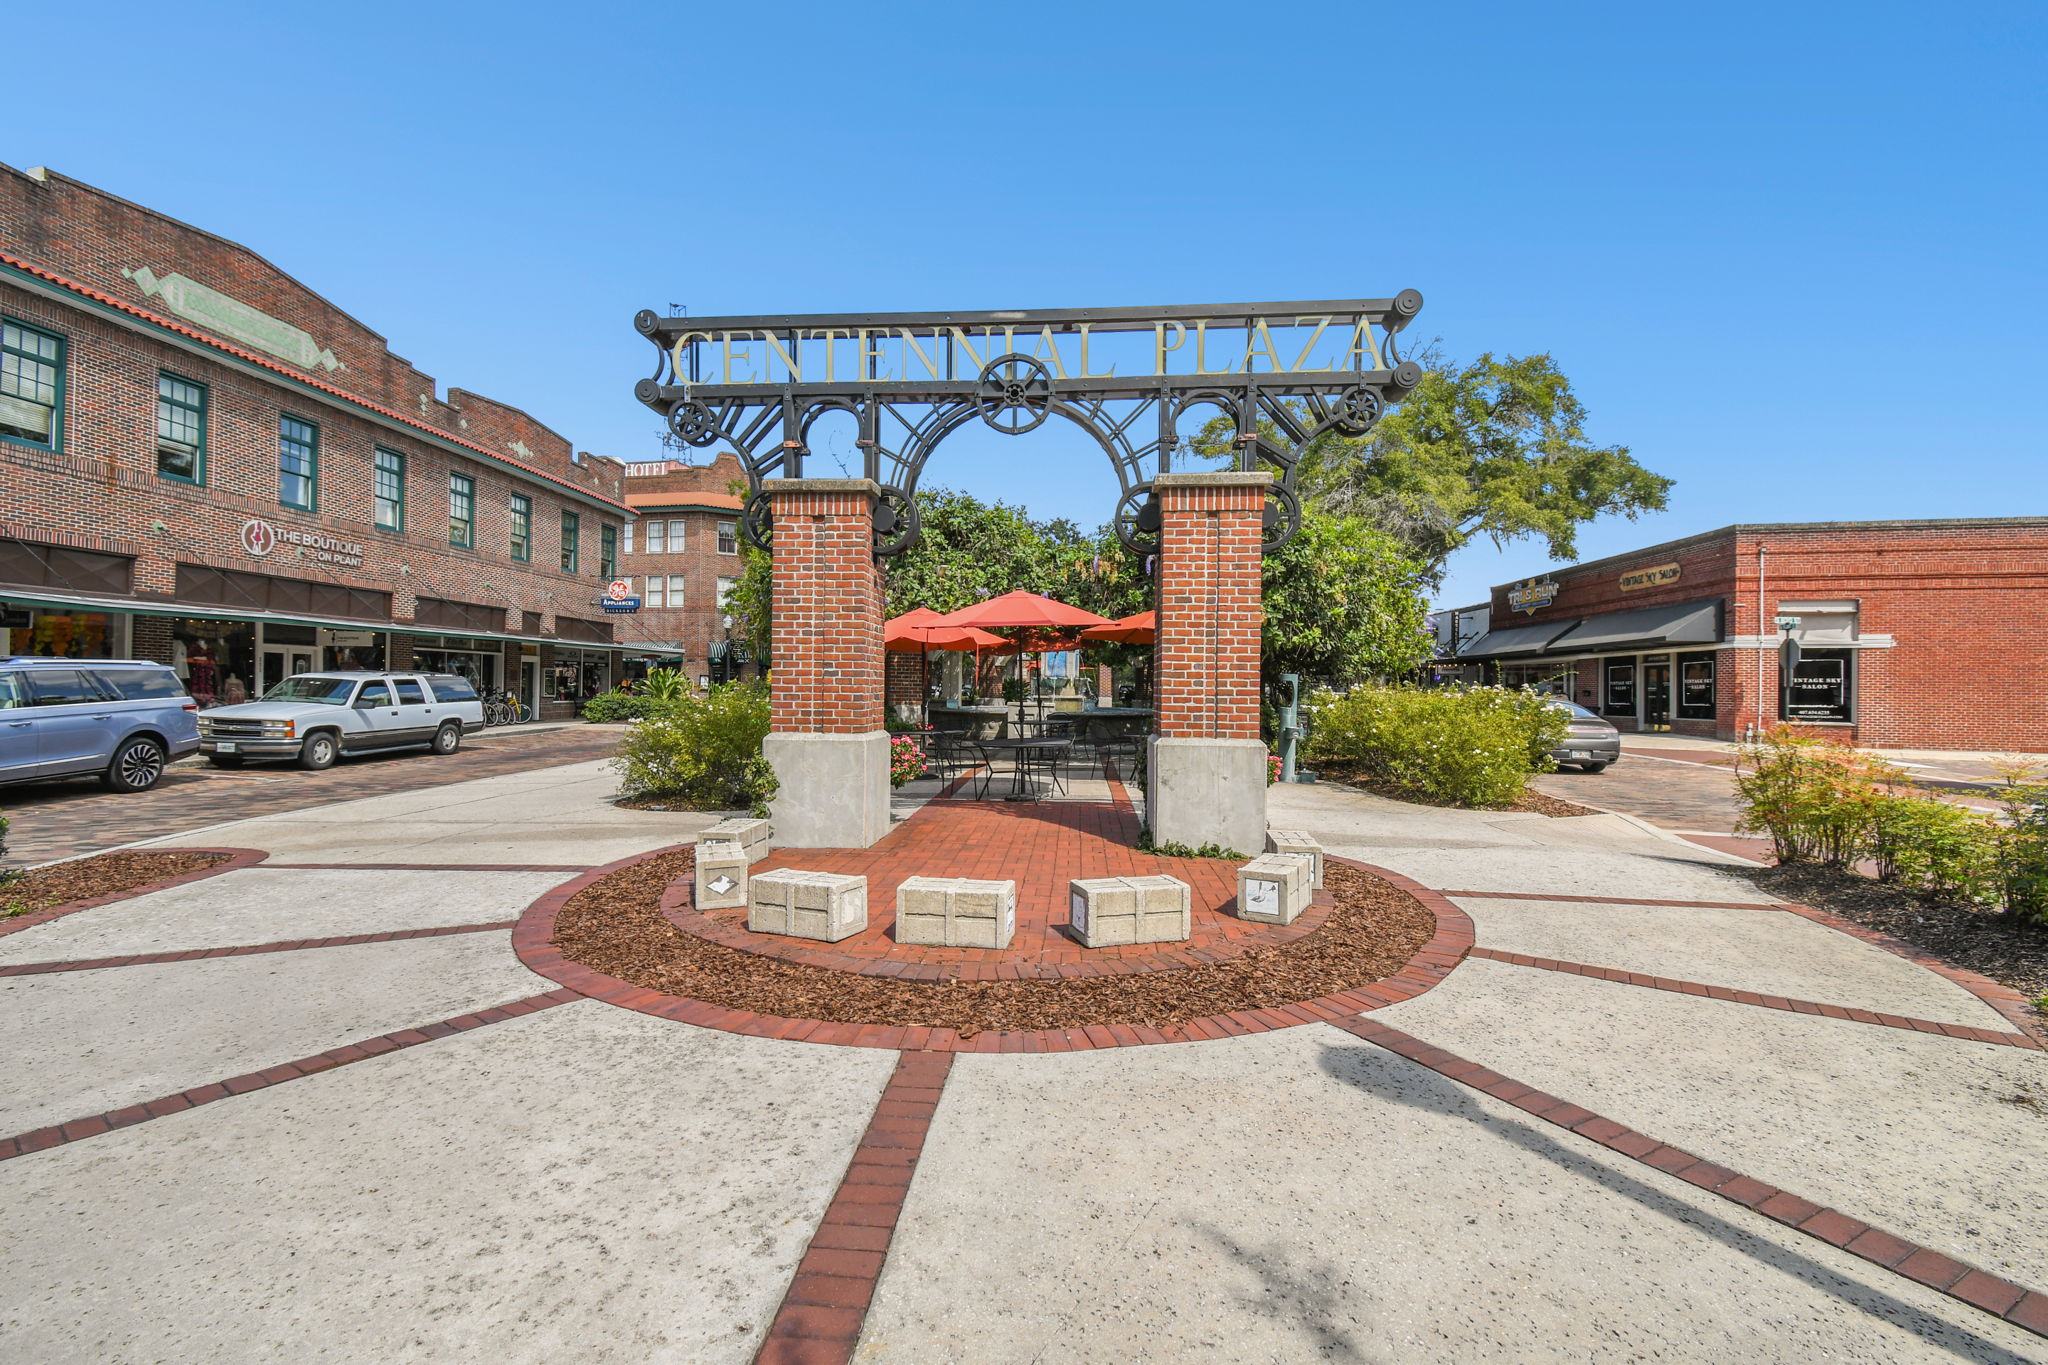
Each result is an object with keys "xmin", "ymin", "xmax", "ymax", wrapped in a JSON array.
[{"xmin": 1200, "ymin": 349, "xmax": 1672, "ymax": 581}]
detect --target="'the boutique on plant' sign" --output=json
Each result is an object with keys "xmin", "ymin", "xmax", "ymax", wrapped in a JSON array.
[{"xmin": 238, "ymin": 517, "xmax": 364, "ymax": 568}]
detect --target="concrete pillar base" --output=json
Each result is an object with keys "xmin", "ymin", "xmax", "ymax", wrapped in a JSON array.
[
  {"xmin": 764, "ymin": 731, "xmax": 891, "ymax": 849},
  {"xmin": 1146, "ymin": 737, "xmax": 1268, "ymax": 856}
]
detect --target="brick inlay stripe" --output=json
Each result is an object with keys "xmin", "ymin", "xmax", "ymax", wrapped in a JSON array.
[
  {"xmin": 0, "ymin": 848, "xmax": 268, "ymax": 939},
  {"xmin": 1466, "ymin": 947, "xmax": 2042, "ymax": 1048},
  {"xmin": 756, "ymin": 1049, "xmax": 953, "ymax": 1364},
  {"xmin": 0, "ymin": 921, "xmax": 518, "ymax": 977},
  {"xmin": 262, "ymin": 862, "xmax": 595, "ymax": 872},
  {"xmin": 1441, "ymin": 889, "xmax": 1780, "ymax": 911},
  {"xmin": 0, "ymin": 989, "xmax": 579, "ymax": 1163},
  {"xmin": 1327, "ymin": 1015, "xmax": 2048, "ymax": 1340}
]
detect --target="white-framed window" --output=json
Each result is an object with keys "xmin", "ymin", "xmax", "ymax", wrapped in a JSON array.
[
  {"xmin": 668, "ymin": 519, "xmax": 687, "ymax": 548},
  {"xmin": 644, "ymin": 574, "xmax": 684, "ymax": 608},
  {"xmin": 623, "ymin": 520, "xmax": 634, "ymax": 554},
  {"xmin": 645, "ymin": 520, "xmax": 666, "ymax": 554},
  {"xmin": 716, "ymin": 575, "xmax": 738, "ymax": 608},
  {"xmin": 717, "ymin": 519, "xmax": 738, "ymax": 555}
]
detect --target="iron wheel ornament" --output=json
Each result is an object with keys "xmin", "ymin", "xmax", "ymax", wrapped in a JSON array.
[
  {"xmin": 872, "ymin": 486, "xmax": 921, "ymax": 557},
  {"xmin": 1328, "ymin": 385, "xmax": 1384, "ymax": 437},
  {"xmin": 1112, "ymin": 484, "xmax": 1162, "ymax": 556},
  {"xmin": 740, "ymin": 496, "xmax": 774, "ymax": 553},
  {"xmin": 666, "ymin": 400, "xmax": 721, "ymax": 448},
  {"xmin": 976, "ymin": 353, "xmax": 1054, "ymax": 434},
  {"xmin": 1261, "ymin": 484, "xmax": 1301, "ymax": 555}
]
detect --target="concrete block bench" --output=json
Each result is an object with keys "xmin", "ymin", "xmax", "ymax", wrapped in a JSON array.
[
  {"xmin": 748, "ymin": 869, "xmax": 868, "ymax": 942},
  {"xmin": 895, "ymin": 876, "xmax": 1018, "ymax": 949},
  {"xmin": 700, "ymin": 816, "xmax": 773, "ymax": 864},
  {"xmin": 1068, "ymin": 874, "xmax": 1190, "ymax": 948},
  {"xmin": 1236, "ymin": 852, "xmax": 1311, "ymax": 925},
  {"xmin": 1264, "ymin": 829, "xmax": 1324, "ymax": 889},
  {"xmin": 694, "ymin": 839, "xmax": 751, "ymax": 910}
]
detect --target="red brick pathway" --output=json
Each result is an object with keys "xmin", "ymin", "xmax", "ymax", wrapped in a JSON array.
[
  {"xmin": 0, "ymin": 727, "xmax": 621, "ymax": 865},
  {"xmin": 669, "ymin": 799, "xmax": 1331, "ymax": 981}
]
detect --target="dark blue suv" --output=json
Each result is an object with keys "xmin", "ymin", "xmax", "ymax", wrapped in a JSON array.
[{"xmin": 0, "ymin": 658, "xmax": 201, "ymax": 792}]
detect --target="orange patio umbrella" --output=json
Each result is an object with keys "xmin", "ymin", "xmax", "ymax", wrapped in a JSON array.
[
  {"xmin": 1079, "ymin": 610, "xmax": 1156, "ymax": 646},
  {"xmin": 884, "ymin": 608, "xmax": 1007, "ymax": 727},
  {"xmin": 939, "ymin": 590, "xmax": 1112, "ymax": 631}
]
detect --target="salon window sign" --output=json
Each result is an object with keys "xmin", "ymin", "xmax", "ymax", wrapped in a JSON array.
[
  {"xmin": 1619, "ymin": 562, "xmax": 1682, "ymax": 592},
  {"xmin": 1507, "ymin": 576, "xmax": 1559, "ymax": 613},
  {"xmin": 239, "ymin": 517, "xmax": 364, "ymax": 569},
  {"xmin": 1786, "ymin": 657, "xmax": 1850, "ymax": 721}
]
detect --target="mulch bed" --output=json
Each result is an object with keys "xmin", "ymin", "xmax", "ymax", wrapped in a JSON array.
[
  {"xmin": 1306, "ymin": 763, "xmax": 1600, "ymax": 818},
  {"xmin": 1, "ymin": 850, "xmax": 232, "ymax": 918},
  {"xmin": 553, "ymin": 849, "xmax": 1436, "ymax": 1034},
  {"xmin": 1747, "ymin": 863, "xmax": 2048, "ymax": 1017}
]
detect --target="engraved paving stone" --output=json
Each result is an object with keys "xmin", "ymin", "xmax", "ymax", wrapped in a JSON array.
[
  {"xmin": 1236, "ymin": 852, "xmax": 1310, "ymax": 926},
  {"xmin": 749, "ymin": 869, "xmax": 868, "ymax": 942}
]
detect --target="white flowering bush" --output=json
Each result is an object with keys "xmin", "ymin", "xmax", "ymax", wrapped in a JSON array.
[{"xmin": 1304, "ymin": 684, "xmax": 1567, "ymax": 808}]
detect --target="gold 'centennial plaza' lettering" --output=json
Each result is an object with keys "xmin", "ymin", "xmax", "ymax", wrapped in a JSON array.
[{"xmin": 666, "ymin": 313, "xmax": 1394, "ymax": 385}]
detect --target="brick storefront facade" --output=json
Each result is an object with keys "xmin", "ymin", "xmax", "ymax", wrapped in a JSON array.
[
  {"xmin": 0, "ymin": 164, "xmax": 629, "ymax": 720},
  {"xmin": 612, "ymin": 453, "xmax": 757, "ymax": 687},
  {"xmin": 1457, "ymin": 518, "xmax": 2048, "ymax": 751}
]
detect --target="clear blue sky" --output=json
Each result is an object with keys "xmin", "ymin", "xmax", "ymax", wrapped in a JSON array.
[{"xmin": 9, "ymin": 1, "xmax": 2043, "ymax": 609}]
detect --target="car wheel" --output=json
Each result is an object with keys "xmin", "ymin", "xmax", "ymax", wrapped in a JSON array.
[
  {"xmin": 206, "ymin": 754, "xmax": 245, "ymax": 769},
  {"xmin": 299, "ymin": 732, "xmax": 339, "ymax": 770},
  {"xmin": 103, "ymin": 737, "xmax": 167, "ymax": 792},
  {"xmin": 431, "ymin": 722, "xmax": 462, "ymax": 756}
]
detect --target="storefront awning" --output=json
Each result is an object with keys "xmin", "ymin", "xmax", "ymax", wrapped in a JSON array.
[
  {"xmin": 619, "ymin": 642, "xmax": 689, "ymax": 659},
  {"xmin": 1546, "ymin": 598, "xmax": 1722, "ymax": 654},
  {"xmin": 1458, "ymin": 619, "xmax": 1582, "ymax": 658},
  {"xmin": 1, "ymin": 586, "xmax": 621, "ymax": 653}
]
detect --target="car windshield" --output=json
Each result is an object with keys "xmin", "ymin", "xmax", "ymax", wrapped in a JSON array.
[
  {"xmin": 1550, "ymin": 700, "xmax": 1602, "ymax": 721},
  {"xmin": 261, "ymin": 676, "xmax": 355, "ymax": 706}
]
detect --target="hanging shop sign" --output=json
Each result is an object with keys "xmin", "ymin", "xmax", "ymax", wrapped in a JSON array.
[
  {"xmin": 238, "ymin": 517, "xmax": 364, "ymax": 569},
  {"xmin": 598, "ymin": 579, "xmax": 641, "ymax": 614},
  {"xmin": 1618, "ymin": 562, "xmax": 1682, "ymax": 592},
  {"xmin": 1507, "ymin": 577, "xmax": 1559, "ymax": 614}
]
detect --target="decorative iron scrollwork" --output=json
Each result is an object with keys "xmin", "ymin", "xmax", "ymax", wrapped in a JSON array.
[
  {"xmin": 975, "ymin": 354, "xmax": 1054, "ymax": 434},
  {"xmin": 1261, "ymin": 483, "xmax": 1301, "ymax": 555},
  {"xmin": 666, "ymin": 400, "xmax": 721, "ymax": 448},
  {"xmin": 1328, "ymin": 386, "xmax": 1384, "ymax": 437},
  {"xmin": 1112, "ymin": 483, "xmax": 1161, "ymax": 556}
]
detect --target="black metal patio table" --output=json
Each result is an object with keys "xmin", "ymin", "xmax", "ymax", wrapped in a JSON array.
[{"xmin": 972, "ymin": 737, "xmax": 1074, "ymax": 800}]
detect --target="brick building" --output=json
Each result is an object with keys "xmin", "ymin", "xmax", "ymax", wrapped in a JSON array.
[
  {"xmin": 1451, "ymin": 518, "xmax": 2048, "ymax": 750},
  {"xmin": 612, "ymin": 453, "xmax": 756, "ymax": 687},
  {"xmin": 0, "ymin": 164, "xmax": 629, "ymax": 718}
]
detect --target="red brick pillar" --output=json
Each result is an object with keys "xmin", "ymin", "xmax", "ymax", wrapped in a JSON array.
[
  {"xmin": 762, "ymin": 479, "xmax": 890, "ymax": 846},
  {"xmin": 1148, "ymin": 471, "xmax": 1269, "ymax": 853},
  {"xmin": 885, "ymin": 650, "xmax": 926, "ymax": 722}
]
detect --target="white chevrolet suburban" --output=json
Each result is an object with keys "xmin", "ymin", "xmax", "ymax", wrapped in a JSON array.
[{"xmin": 198, "ymin": 671, "xmax": 486, "ymax": 770}]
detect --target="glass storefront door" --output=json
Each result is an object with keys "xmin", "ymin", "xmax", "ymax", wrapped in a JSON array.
[{"xmin": 1642, "ymin": 657, "xmax": 1673, "ymax": 730}]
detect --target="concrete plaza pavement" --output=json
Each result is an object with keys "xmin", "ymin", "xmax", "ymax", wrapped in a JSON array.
[{"xmin": 0, "ymin": 761, "xmax": 2042, "ymax": 1359}]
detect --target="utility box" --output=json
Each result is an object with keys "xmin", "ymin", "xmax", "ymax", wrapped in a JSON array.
[
  {"xmin": 1264, "ymin": 829, "xmax": 1325, "ymax": 889},
  {"xmin": 693, "ymin": 839, "xmax": 751, "ymax": 910},
  {"xmin": 895, "ymin": 876, "xmax": 1018, "ymax": 949},
  {"xmin": 701, "ymin": 817, "xmax": 773, "ymax": 864},
  {"xmin": 1236, "ymin": 853, "xmax": 1311, "ymax": 926},
  {"xmin": 1068, "ymin": 874, "xmax": 1191, "ymax": 948},
  {"xmin": 749, "ymin": 869, "xmax": 868, "ymax": 942}
]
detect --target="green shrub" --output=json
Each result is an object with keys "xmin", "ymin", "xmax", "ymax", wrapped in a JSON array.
[
  {"xmin": 1303, "ymin": 684, "xmax": 1567, "ymax": 808},
  {"xmin": 1993, "ymin": 783, "xmax": 2048, "ymax": 927},
  {"xmin": 1000, "ymin": 677, "xmax": 1025, "ymax": 704},
  {"xmin": 581, "ymin": 691, "xmax": 653, "ymax": 724},
  {"xmin": 0, "ymin": 809, "xmax": 19, "ymax": 892},
  {"xmin": 613, "ymin": 681, "xmax": 777, "ymax": 815},
  {"xmin": 1732, "ymin": 728, "xmax": 1898, "ymax": 866},
  {"xmin": 1869, "ymin": 794, "xmax": 1999, "ymax": 906},
  {"xmin": 642, "ymin": 667, "xmax": 689, "ymax": 704}
]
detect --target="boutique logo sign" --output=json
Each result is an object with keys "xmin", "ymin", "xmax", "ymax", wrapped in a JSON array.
[{"xmin": 238, "ymin": 517, "xmax": 364, "ymax": 568}]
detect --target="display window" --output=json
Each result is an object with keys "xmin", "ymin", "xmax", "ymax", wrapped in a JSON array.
[
  {"xmin": 1783, "ymin": 648, "xmax": 1853, "ymax": 722},
  {"xmin": 544, "ymin": 648, "xmax": 611, "ymax": 702},
  {"xmin": 1603, "ymin": 659, "xmax": 1637, "ymax": 717},
  {"xmin": 3, "ymin": 606, "xmax": 124, "ymax": 660},
  {"xmin": 1676, "ymin": 651, "xmax": 1717, "ymax": 720},
  {"xmin": 415, "ymin": 635, "xmax": 500, "ymax": 692},
  {"xmin": 172, "ymin": 618, "xmax": 255, "ymax": 708}
]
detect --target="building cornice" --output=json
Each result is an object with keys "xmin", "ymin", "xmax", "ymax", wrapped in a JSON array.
[{"xmin": 0, "ymin": 253, "xmax": 626, "ymax": 515}]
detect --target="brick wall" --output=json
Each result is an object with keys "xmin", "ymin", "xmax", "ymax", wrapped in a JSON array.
[
  {"xmin": 1154, "ymin": 474, "xmax": 1266, "ymax": 740},
  {"xmin": 766, "ymin": 481, "xmax": 882, "ymax": 734},
  {"xmin": 613, "ymin": 453, "xmax": 749, "ymax": 680}
]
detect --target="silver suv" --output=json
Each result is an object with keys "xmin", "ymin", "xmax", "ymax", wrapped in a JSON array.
[
  {"xmin": 199, "ymin": 672, "xmax": 485, "ymax": 770},
  {"xmin": 0, "ymin": 658, "xmax": 201, "ymax": 792}
]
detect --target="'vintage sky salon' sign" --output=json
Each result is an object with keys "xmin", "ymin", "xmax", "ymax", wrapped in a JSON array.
[{"xmin": 1618, "ymin": 562, "xmax": 1682, "ymax": 592}]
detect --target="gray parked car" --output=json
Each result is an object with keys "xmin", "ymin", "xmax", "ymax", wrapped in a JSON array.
[
  {"xmin": 1549, "ymin": 700, "xmax": 1621, "ymax": 772},
  {"xmin": 198, "ymin": 671, "xmax": 485, "ymax": 770},
  {"xmin": 0, "ymin": 657, "xmax": 201, "ymax": 792}
]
